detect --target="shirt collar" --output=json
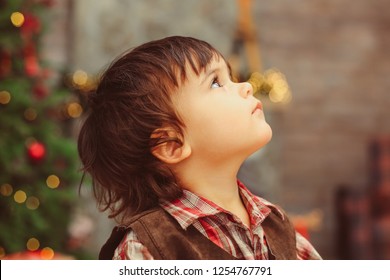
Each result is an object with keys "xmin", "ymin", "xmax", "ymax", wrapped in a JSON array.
[
  {"xmin": 237, "ymin": 180, "xmax": 285, "ymax": 222},
  {"xmin": 160, "ymin": 180, "xmax": 283, "ymax": 230}
]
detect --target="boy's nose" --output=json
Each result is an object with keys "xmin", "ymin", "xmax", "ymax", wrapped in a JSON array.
[{"xmin": 238, "ymin": 82, "xmax": 253, "ymax": 98}]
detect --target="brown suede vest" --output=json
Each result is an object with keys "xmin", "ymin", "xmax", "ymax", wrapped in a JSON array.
[{"xmin": 99, "ymin": 207, "xmax": 298, "ymax": 260}]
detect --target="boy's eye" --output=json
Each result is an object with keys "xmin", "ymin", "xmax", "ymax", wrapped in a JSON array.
[{"xmin": 211, "ymin": 78, "xmax": 222, "ymax": 89}]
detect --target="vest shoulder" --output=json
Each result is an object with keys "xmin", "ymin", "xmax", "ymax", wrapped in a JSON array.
[{"xmin": 126, "ymin": 207, "xmax": 235, "ymax": 260}]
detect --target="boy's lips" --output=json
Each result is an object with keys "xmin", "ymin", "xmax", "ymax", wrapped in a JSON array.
[{"xmin": 252, "ymin": 101, "xmax": 263, "ymax": 114}]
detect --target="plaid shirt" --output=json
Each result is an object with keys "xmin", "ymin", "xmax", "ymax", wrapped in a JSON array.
[{"xmin": 113, "ymin": 181, "xmax": 322, "ymax": 260}]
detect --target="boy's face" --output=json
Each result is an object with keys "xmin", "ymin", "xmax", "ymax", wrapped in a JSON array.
[{"xmin": 173, "ymin": 55, "xmax": 272, "ymax": 163}]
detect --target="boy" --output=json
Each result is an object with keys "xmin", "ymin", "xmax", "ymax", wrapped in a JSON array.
[{"xmin": 78, "ymin": 36, "xmax": 321, "ymax": 260}]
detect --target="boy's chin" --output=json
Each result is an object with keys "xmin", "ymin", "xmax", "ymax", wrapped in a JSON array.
[
  {"xmin": 245, "ymin": 136, "xmax": 272, "ymax": 159},
  {"xmin": 257, "ymin": 125, "xmax": 273, "ymax": 146}
]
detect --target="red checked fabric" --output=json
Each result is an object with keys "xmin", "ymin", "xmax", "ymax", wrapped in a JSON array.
[{"xmin": 113, "ymin": 181, "xmax": 322, "ymax": 260}]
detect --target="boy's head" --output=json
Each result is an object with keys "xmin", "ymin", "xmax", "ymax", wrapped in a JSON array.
[
  {"xmin": 78, "ymin": 36, "xmax": 224, "ymax": 221},
  {"xmin": 78, "ymin": 36, "xmax": 271, "ymax": 223}
]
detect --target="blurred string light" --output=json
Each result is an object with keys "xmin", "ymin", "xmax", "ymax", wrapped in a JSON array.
[
  {"xmin": 46, "ymin": 174, "xmax": 60, "ymax": 189},
  {"xmin": 71, "ymin": 69, "xmax": 97, "ymax": 92},
  {"xmin": 14, "ymin": 190, "xmax": 27, "ymax": 203},
  {"xmin": 247, "ymin": 72, "xmax": 264, "ymax": 93},
  {"xmin": 10, "ymin": 12, "xmax": 25, "ymax": 27},
  {"xmin": 72, "ymin": 70, "xmax": 88, "ymax": 86},
  {"xmin": 67, "ymin": 102, "xmax": 83, "ymax": 118},
  {"xmin": 24, "ymin": 108, "xmax": 37, "ymax": 121},
  {"xmin": 26, "ymin": 196, "xmax": 40, "ymax": 210},
  {"xmin": 266, "ymin": 69, "xmax": 292, "ymax": 103},
  {"xmin": 65, "ymin": 69, "xmax": 97, "ymax": 119},
  {"xmin": 40, "ymin": 247, "xmax": 54, "ymax": 260},
  {"xmin": 55, "ymin": 101, "xmax": 83, "ymax": 120},
  {"xmin": 0, "ymin": 91, "xmax": 11, "ymax": 105},
  {"xmin": 26, "ymin": 238, "xmax": 40, "ymax": 251},
  {"xmin": 0, "ymin": 183, "xmax": 13, "ymax": 196},
  {"xmin": 247, "ymin": 69, "xmax": 292, "ymax": 104}
]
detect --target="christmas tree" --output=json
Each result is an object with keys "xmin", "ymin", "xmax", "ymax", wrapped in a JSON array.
[{"xmin": 0, "ymin": 0, "xmax": 83, "ymax": 259}]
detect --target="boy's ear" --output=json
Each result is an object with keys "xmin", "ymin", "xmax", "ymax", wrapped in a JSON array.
[{"xmin": 150, "ymin": 128, "xmax": 191, "ymax": 164}]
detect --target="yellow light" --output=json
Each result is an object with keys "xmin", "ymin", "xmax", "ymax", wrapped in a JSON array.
[
  {"xmin": 247, "ymin": 72, "xmax": 264, "ymax": 94},
  {"xmin": 24, "ymin": 108, "xmax": 37, "ymax": 121},
  {"xmin": 26, "ymin": 196, "xmax": 40, "ymax": 210},
  {"xmin": 269, "ymin": 89, "xmax": 283, "ymax": 103},
  {"xmin": 264, "ymin": 68, "xmax": 292, "ymax": 104},
  {"xmin": 46, "ymin": 175, "xmax": 60, "ymax": 189},
  {"xmin": 40, "ymin": 247, "xmax": 54, "ymax": 260},
  {"xmin": 67, "ymin": 102, "xmax": 83, "ymax": 118},
  {"xmin": 0, "ymin": 247, "xmax": 5, "ymax": 258},
  {"xmin": 72, "ymin": 70, "xmax": 88, "ymax": 86},
  {"xmin": 0, "ymin": 91, "xmax": 11, "ymax": 105},
  {"xmin": 266, "ymin": 69, "xmax": 285, "ymax": 85},
  {"xmin": 27, "ymin": 238, "xmax": 40, "ymax": 251},
  {"xmin": 273, "ymin": 79, "xmax": 288, "ymax": 95},
  {"xmin": 269, "ymin": 88, "xmax": 292, "ymax": 104},
  {"xmin": 10, "ymin": 12, "xmax": 25, "ymax": 27},
  {"xmin": 0, "ymin": 183, "xmax": 13, "ymax": 196},
  {"xmin": 14, "ymin": 190, "xmax": 27, "ymax": 203}
]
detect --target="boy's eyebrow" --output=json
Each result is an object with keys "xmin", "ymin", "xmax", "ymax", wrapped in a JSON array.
[
  {"xmin": 200, "ymin": 68, "xmax": 219, "ymax": 85},
  {"xmin": 201, "ymin": 62, "xmax": 232, "ymax": 85},
  {"xmin": 200, "ymin": 60, "xmax": 232, "ymax": 85}
]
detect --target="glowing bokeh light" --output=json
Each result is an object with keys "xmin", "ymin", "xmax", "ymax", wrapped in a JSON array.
[
  {"xmin": 24, "ymin": 108, "xmax": 37, "ymax": 121},
  {"xmin": 27, "ymin": 238, "xmax": 40, "ymax": 251},
  {"xmin": 67, "ymin": 102, "xmax": 83, "ymax": 118},
  {"xmin": 26, "ymin": 196, "xmax": 40, "ymax": 210},
  {"xmin": 14, "ymin": 190, "xmax": 27, "ymax": 203},
  {"xmin": 40, "ymin": 247, "xmax": 54, "ymax": 260},
  {"xmin": 0, "ymin": 91, "xmax": 11, "ymax": 105},
  {"xmin": 72, "ymin": 70, "xmax": 88, "ymax": 86},
  {"xmin": 10, "ymin": 12, "xmax": 25, "ymax": 27},
  {"xmin": 46, "ymin": 175, "xmax": 60, "ymax": 189},
  {"xmin": 0, "ymin": 183, "xmax": 13, "ymax": 196},
  {"xmin": 247, "ymin": 72, "xmax": 264, "ymax": 94}
]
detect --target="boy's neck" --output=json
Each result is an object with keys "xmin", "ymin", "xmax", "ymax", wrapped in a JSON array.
[
  {"xmin": 173, "ymin": 155, "xmax": 252, "ymax": 228},
  {"xmin": 174, "ymin": 156, "xmax": 245, "ymax": 210}
]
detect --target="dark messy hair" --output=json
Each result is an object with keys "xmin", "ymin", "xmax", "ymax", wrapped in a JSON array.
[{"xmin": 77, "ymin": 36, "xmax": 223, "ymax": 224}]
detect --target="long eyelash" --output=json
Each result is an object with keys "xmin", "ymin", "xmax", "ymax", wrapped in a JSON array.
[{"xmin": 211, "ymin": 75, "xmax": 220, "ymax": 86}]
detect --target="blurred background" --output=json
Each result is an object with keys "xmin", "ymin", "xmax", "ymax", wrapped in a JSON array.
[{"xmin": 1, "ymin": 0, "xmax": 389, "ymax": 260}]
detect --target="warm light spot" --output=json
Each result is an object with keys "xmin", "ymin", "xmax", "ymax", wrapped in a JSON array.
[
  {"xmin": 26, "ymin": 196, "xmax": 40, "ymax": 210},
  {"xmin": 269, "ymin": 88, "xmax": 292, "ymax": 104},
  {"xmin": 247, "ymin": 72, "xmax": 264, "ymax": 94},
  {"xmin": 24, "ymin": 108, "xmax": 37, "ymax": 121},
  {"xmin": 40, "ymin": 247, "xmax": 54, "ymax": 260},
  {"xmin": 46, "ymin": 175, "xmax": 60, "ymax": 189},
  {"xmin": 27, "ymin": 238, "xmax": 40, "ymax": 251},
  {"xmin": 67, "ymin": 102, "xmax": 83, "ymax": 118},
  {"xmin": 0, "ymin": 91, "xmax": 11, "ymax": 104},
  {"xmin": 266, "ymin": 70, "xmax": 284, "ymax": 84},
  {"xmin": 0, "ymin": 247, "xmax": 5, "ymax": 258},
  {"xmin": 0, "ymin": 183, "xmax": 13, "ymax": 196},
  {"xmin": 269, "ymin": 89, "xmax": 282, "ymax": 103},
  {"xmin": 10, "ymin": 12, "xmax": 25, "ymax": 27},
  {"xmin": 273, "ymin": 79, "xmax": 288, "ymax": 94},
  {"xmin": 72, "ymin": 70, "xmax": 88, "ymax": 86},
  {"xmin": 14, "ymin": 190, "xmax": 27, "ymax": 203},
  {"xmin": 264, "ymin": 68, "xmax": 292, "ymax": 104}
]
